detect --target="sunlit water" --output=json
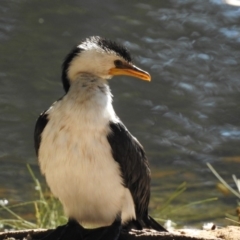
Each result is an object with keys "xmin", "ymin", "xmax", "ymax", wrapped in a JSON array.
[{"xmin": 0, "ymin": 0, "xmax": 240, "ymax": 228}]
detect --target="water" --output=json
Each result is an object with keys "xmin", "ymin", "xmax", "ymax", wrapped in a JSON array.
[{"xmin": 0, "ymin": 0, "xmax": 240, "ymax": 228}]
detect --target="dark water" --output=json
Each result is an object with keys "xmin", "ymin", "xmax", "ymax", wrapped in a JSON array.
[{"xmin": 1, "ymin": 0, "xmax": 240, "ymax": 228}]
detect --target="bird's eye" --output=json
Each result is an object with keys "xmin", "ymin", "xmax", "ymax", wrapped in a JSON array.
[{"xmin": 114, "ymin": 60, "xmax": 123, "ymax": 68}]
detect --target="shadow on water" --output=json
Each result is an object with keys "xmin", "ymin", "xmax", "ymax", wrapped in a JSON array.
[{"xmin": 0, "ymin": 0, "xmax": 240, "ymax": 228}]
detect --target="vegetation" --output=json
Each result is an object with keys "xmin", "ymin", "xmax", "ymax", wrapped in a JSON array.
[
  {"xmin": 0, "ymin": 164, "xmax": 239, "ymax": 231},
  {"xmin": 0, "ymin": 165, "xmax": 66, "ymax": 230},
  {"xmin": 207, "ymin": 163, "xmax": 240, "ymax": 225},
  {"xmin": 153, "ymin": 181, "xmax": 218, "ymax": 229}
]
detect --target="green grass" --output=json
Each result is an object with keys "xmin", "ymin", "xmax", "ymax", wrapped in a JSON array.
[
  {"xmin": 0, "ymin": 165, "xmax": 67, "ymax": 230},
  {"xmin": 207, "ymin": 163, "xmax": 240, "ymax": 225},
  {"xmin": 153, "ymin": 181, "xmax": 218, "ymax": 227},
  {"xmin": 1, "ymin": 164, "xmax": 236, "ymax": 231}
]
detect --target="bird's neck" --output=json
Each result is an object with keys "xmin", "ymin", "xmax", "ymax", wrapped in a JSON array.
[
  {"xmin": 67, "ymin": 73, "xmax": 109, "ymax": 100},
  {"xmin": 62, "ymin": 73, "xmax": 117, "ymax": 125}
]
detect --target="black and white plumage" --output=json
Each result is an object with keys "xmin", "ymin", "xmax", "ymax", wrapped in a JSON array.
[{"xmin": 34, "ymin": 36, "xmax": 166, "ymax": 236}]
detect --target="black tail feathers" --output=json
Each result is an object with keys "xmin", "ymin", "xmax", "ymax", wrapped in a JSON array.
[
  {"xmin": 123, "ymin": 215, "xmax": 167, "ymax": 232},
  {"xmin": 145, "ymin": 215, "xmax": 167, "ymax": 232}
]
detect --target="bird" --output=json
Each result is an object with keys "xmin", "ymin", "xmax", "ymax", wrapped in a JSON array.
[{"xmin": 34, "ymin": 36, "xmax": 167, "ymax": 240}]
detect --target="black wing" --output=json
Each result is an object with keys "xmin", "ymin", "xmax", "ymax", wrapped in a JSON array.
[
  {"xmin": 107, "ymin": 121, "xmax": 167, "ymax": 232},
  {"xmin": 34, "ymin": 98, "xmax": 63, "ymax": 155},
  {"xmin": 34, "ymin": 110, "xmax": 49, "ymax": 156},
  {"xmin": 107, "ymin": 121, "xmax": 151, "ymax": 219}
]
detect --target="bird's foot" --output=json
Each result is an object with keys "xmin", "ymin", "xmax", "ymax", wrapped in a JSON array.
[
  {"xmin": 31, "ymin": 221, "xmax": 84, "ymax": 240},
  {"xmin": 82, "ymin": 215, "xmax": 122, "ymax": 240},
  {"xmin": 32, "ymin": 216, "xmax": 122, "ymax": 240}
]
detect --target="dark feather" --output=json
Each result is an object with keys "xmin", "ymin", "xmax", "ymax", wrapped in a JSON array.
[
  {"xmin": 144, "ymin": 215, "xmax": 167, "ymax": 232},
  {"xmin": 107, "ymin": 122, "xmax": 150, "ymax": 218},
  {"xmin": 34, "ymin": 96, "xmax": 65, "ymax": 155},
  {"xmin": 62, "ymin": 47, "xmax": 82, "ymax": 92},
  {"xmin": 34, "ymin": 110, "xmax": 49, "ymax": 156},
  {"xmin": 95, "ymin": 36, "xmax": 132, "ymax": 62},
  {"xmin": 107, "ymin": 121, "xmax": 167, "ymax": 231}
]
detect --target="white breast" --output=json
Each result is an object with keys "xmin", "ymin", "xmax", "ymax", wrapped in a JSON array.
[{"xmin": 38, "ymin": 77, "xmax": 136, "ymax": 228}]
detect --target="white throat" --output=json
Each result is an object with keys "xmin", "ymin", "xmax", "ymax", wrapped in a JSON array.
[{"xmin": 64, "ymin": 74, "xmax": 117, "ymax": 127}]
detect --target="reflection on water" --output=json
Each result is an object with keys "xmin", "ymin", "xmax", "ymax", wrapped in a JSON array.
[
  {"xmin": 0, "ymin": 0, "xmax": 240, "ymax": 227},
  {"xmin": 224, "ymin": 0, "xmax": 240, "ymax": 6}
]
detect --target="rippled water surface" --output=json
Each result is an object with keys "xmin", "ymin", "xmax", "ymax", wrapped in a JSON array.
[{"xmin": 1, "ymin": 0, "xmax": 240, "ymax": 228}]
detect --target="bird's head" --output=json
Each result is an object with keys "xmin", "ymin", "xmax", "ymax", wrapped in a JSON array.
[{"xmin": 62, "ymin": 36, "xmax": 151, "ymax": 92}]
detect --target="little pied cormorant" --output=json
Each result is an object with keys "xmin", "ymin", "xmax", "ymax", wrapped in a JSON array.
[{"xmin": 34, "ymin": 36, "xmax": 166, "ymax": 239}]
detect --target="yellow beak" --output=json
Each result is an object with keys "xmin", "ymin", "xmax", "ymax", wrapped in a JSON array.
[{"xmin": 109, "ymin": 64, "xmax": 151, "ymax": 81}]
